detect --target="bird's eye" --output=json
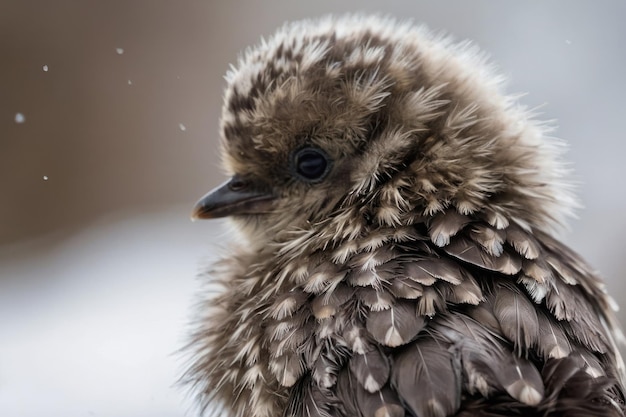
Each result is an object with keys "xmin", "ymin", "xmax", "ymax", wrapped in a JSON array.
[{"xmin": 292, "ymin": 147, "xmax": 330, "ymax": 182}]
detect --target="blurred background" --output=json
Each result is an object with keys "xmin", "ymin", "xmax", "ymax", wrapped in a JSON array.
[{"xmin": 1, "ymin": 1, "xmax": 625, "ymax": 416}]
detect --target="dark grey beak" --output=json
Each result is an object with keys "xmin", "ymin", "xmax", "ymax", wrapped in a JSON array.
[{"xmin": 191, "ymin": 176, "xmax": 275, "ymax": 220}]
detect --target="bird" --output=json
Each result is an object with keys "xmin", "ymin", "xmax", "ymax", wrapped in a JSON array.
[{"xmin": 185, "ymin": 14, "xmax": 626, "ymax": 417}]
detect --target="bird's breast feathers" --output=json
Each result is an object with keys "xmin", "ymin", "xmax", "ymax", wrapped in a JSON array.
[{"xmin": 187, "ymin": 209, "xmax": 624, "ymax": 417}]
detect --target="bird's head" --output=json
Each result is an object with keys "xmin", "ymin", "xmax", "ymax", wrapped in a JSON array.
[{"xmin": 193, "ymin": 15, "xmax": 575, "ymax": 251}]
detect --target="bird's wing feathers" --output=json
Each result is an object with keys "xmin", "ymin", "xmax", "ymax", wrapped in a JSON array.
[{"xmin": 286, "ymin": 209, "xmax": 625, "ymax": 417}]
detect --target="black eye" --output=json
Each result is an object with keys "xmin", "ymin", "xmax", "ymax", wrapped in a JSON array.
[{"xmin": 292, "ymin": 147, "xmax": 330, "ymax": 182}]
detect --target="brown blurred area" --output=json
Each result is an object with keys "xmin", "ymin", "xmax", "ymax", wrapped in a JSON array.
[{"xmin": 0, "ymin": 0, "xmax": 227, "ymax": 247}]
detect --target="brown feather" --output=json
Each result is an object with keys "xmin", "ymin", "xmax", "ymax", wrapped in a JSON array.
[
  {"xmin": 336, "ymin": 371, "xmax": 404, "ymax": 417},
  {"xmin": 492, "ymin": 282, "xmax": 539, "ymax": 353},
  {"xmin": 288, "ymin": 378, "xmax": 338, "ymax": 417},
  {"xmin": 311, "ymin": 285, "xmax": 354, "ymax": 319},
  {"xmin": 404, "ymin": 258, "xmax": 465, "ymax": 285},
  {"xmin": 444, "ymin": 236, "xmax": 522, "ymax": 275},
  {"xmin": 466, "ymin": 300, "xmax": 503, "ymax": 335},
  {"xmin": 542, "ymin": 356, "xmax": 625, "ymax": 417},
  {"xmin": 445, "ymin": 274, "xmax": 484, "ymax": 305},
  {"xmin": 391, "ymin": 338, "xmax": 461, "ymax": 417},
  {"xmin": 469, "ymin": 224, "xmax": 506, "ymax": 257},
  {"xmin": 348, "ymin": 346, "xmax": 391, "ymax": 393},
  {"xmin": 496, "ymin": 353, "xmax": 544, "ymax": 406},
  {"xmin": 505, "ymin": 223, "xmax": 540, "ymax": 259},
  {"xmin": 431, "ymin": 313, "xmax": 507, "ymax": 397},
  {"xmin": 536, "ymin": 311, "xmax": 571, "ymax": 359},
  {"xmin": 428, "ymin": 209, "xmax": 472, "ymax": 247},
  {"xmin": 388, "ymin": 276, "xmax": 424, "ymax": 299},
  {"xmin": 357, "ymin": 287, "xmax": 395, "ymax": 312},
  {"xmin": 365, "ymin": 299, "xmax": 426, "ymax": 347},
  {"xmin": 417, "ymin": 286, "xmax": 447, "ymax": 317},
  {"xmin": 517, "ymin": 274, "xmax": 548, "ymax": 304},
  {"xmin": 521, "ymin": 258, "xmax": 552, "ymax": 283},
  {"xmin": 356, "ymin": 386, "xmax": 405, "ymax": 417}
]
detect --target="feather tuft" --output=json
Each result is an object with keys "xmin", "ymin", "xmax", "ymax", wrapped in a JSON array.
[
  {"xmin": 391, "ymin": 338, "xmax": 461, "ymax": 417},
  {"xmin": 428, "ymin": 210, "xmax": 471, "ymax": 247},
  {"xmin": 366, "ymin": 300, "xmax": 426, "ymax": 347},
  {"xmin": 492, "ymin": 282, "xmax": 539, "ymax": 353}
]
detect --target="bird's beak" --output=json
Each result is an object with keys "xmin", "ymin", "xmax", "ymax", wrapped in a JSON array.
[{"xmin": 191, "ymin": 176, "xmax": 276, "ymax": 220}]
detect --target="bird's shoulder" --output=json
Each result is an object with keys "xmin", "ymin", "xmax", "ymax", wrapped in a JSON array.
[{"xmin": 278, "ymin": 209, "xmax": 625, "ymax": 417}]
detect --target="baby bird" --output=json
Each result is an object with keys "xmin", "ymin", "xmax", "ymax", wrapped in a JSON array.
[{"xmin": 187, "ymin": 15, "xmax": 625, "ymax": 417}]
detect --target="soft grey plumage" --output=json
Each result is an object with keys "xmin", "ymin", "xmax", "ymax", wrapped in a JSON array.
[{"xmin": 186, "ymin": 15, "xmax": 625, "ymax": 417}]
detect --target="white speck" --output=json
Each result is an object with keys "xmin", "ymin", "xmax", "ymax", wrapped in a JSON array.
[
  {"xmin": 116, "ymin": 48, "xmax": 124, "ymax": 55},
  {"xmin": 178, "ymin": 123, "xmax": 187, "ymax": 132},
  {"xmin": 42, "ymin": 65, "xmax": 49, "ymax": 72},
  {"xmin": 565, "ymin": 40, "xmax": 572, "ymax": 45},
  {"xmin": 14, "ymin": 113, "xmax": 25, "ymax": 123},
  {"xmin": 176, "ymin": 76, "xmax": 180, "ymax": 80},
  {"xmin": 127, "ymin": 80, "xmax": 133, "ymax": 85},
  {"xmin": 43, "ymin": 175, "xmax": 49, "ymax": 181}
]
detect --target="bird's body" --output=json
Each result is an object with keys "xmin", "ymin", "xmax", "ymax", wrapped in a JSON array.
[{"xmin": 186, "ymin": 15, "xmax": 625, "ymax": 417}]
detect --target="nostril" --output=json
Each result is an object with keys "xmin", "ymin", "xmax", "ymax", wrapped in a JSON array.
[{"xmin": 228, "ymin": 177, "xmax": 247, "ymax": 191}]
